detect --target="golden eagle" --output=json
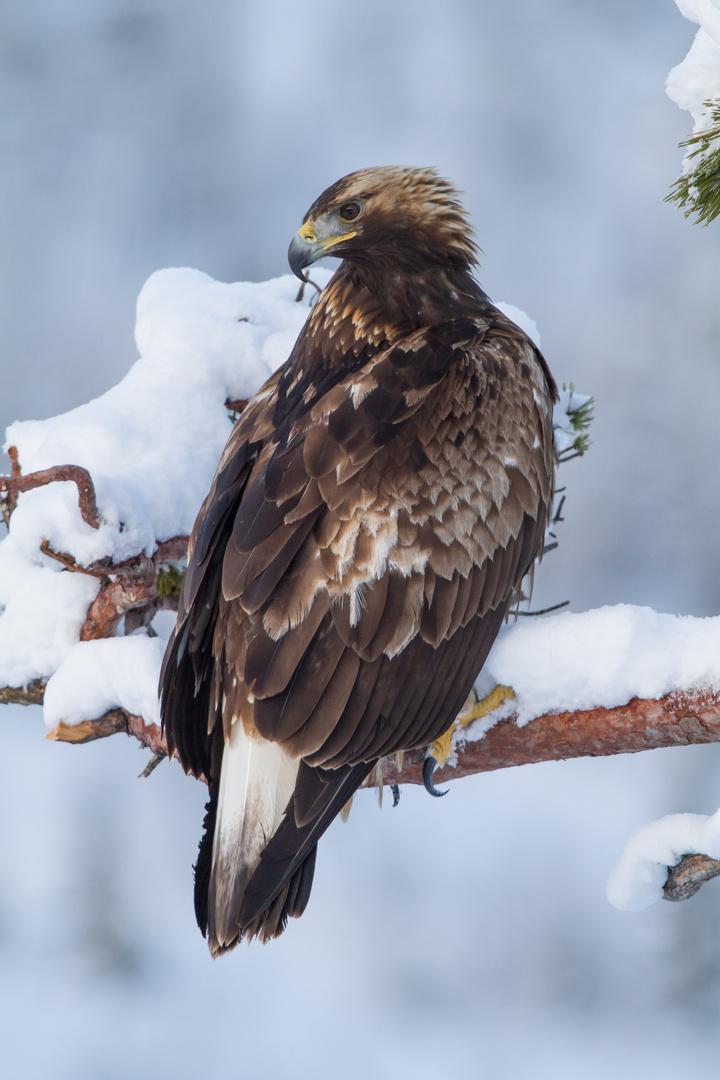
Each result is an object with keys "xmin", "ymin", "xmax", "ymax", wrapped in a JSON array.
[{"xmin": 161, "ymin": 167, "xmax": 556, "ymax": 954}]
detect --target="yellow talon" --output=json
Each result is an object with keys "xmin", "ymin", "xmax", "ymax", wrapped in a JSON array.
[
  {"xmin": 429, "ymin": 726, "xmax": 455, "ymax": 768},
  {"xmin": 429, "ymin": 685, "xmax": 515, "ymax": 767},
  {"xmin": 457, "ymin": 684, "xmax": 515, "ymax": 729}
]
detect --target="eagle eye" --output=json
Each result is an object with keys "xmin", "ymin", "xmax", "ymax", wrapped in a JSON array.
[{"xmin": 338, "ymin": 201, "xmax": 362, "ymax": 223}]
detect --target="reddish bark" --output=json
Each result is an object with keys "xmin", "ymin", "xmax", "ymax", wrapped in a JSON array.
[
  {"xmin": 154, "ymin": 536, "xmax": 190, "ymax": 562},
  {"xmin": 7, "ymin": 445, "xmax": 20, "ymax": 477},
  {"xmin": 39, "ymin": 687, "xmax": 720, "ymax": 790},
  {"xmin": 48, "ymin": 707, "xmax": 166, "ymax": 757},
  {"xmin": 4, "ymin": 455, "xmax": 720, "ymax": 898},
  {"xmin": 376, "ymin": 688, "xmax": 720, "ymax": 787},
  {"xmin": 1, "ymin": 463, "xmax": 101, "ymax": 528},
  {"xmin": 32, "ymin": 681, "xmax": 720, "ymax": 901},
  {"xmin": 80, "ymin": 553, "xmax": 158, "ymax": 640},
  {"xmin": 1, "ymin": 446, "xmax": 21, "ymax": 523}
]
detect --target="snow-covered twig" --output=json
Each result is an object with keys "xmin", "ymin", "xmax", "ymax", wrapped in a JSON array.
[
  {"xmin": 377, "ymin": 687, "xmax": 720, "ymax": 788},
  {"xmin": 0, "ymin": 679, "xmax": 45, "ymax": 706},
  {"xmin": 0, "ymin": 458, "xmax": 190, "ymax": 698},
  {"xmin": 608, "ymin": 802, "xmax": 720, "ymax": 910},
  {"xmin": 1, "ymin": 459, "xmax": 101, "ymax": 529},
  {"xmin": 47, "ymin": 705, "xmax": 167, "ymax": 759}
]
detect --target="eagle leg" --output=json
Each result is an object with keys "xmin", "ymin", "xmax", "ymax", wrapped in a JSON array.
[{"xmin": 423, "ymin": 684, "xmax": 516, "ymax": 797}]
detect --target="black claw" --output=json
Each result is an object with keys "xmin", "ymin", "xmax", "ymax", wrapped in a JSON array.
[
  {"xmin": 423, "ymin": 756, "xmax": 448, "ymax": 798},
  {"xmin": 390, "ymin": 784, "xmax": 401, "ymax": 807}
]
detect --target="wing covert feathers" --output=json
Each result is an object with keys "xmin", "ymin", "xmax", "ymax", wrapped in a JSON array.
[{"xmin": 161, "ymin": 170, "xmax": 556, "ymax": 952}]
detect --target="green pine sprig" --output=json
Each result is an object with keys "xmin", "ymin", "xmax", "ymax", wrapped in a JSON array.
[
  {"xmin": 666, "ymin": 99, "xmax": 720, "ymax": 226},
  {"xmin": 156, "ymin": 562, "xmax": 185, "ymax": 602},
  {"xmin": 559, "ymin": 383, "xmax": 594, "ymax": 461}
]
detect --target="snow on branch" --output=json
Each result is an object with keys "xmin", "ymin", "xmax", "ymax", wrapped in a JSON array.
[
  {"xmin": 0, "ymin": 268, "xmax": 324, "ymax": 723},
  {"xmin": 0, "ymin": 267, "xmax": 590, "ymax": 736},
  {"xmin": 381, "ymin": 688, "xmax": 720, "ymax": 787},
  {"xmin": 608, "ymin": 802, "xmax": 720, "ymax": 911}
]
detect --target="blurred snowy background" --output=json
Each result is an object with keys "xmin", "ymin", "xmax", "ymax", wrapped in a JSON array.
[{"xmin": 2, "ymin": 1, "xmax": 720, "ymax": 1077}]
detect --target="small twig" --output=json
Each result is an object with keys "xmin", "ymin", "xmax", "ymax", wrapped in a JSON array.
[
  {"xmin": 517, "ymin": 600, "xmax": 570, "ymax": 617},
  {"xmin": 47, "ymin": 710, "xmax": 130, "ymax": 744},
  {"xmin": 7, "ymin": 446, "xmax": 20, "ymax": 477},
  {"xmin": 664, "ymin": 853, "xmax": 720, "ymax": 902},
  {"xmin": 0, "ymin": 464, "xmax": 101, "ymax": 528},
  {"xmin": 1, "ymin": 446, "xmax": 21, "ymax": 525},
  {"xmin": 40, "ymin": 540, "xmax": 110, "ymax": 581},
  {"xmin": 295, "ymin": 274, "xmax": 323, "ymax": 302},
  {"xmin": 0, "ymin": 679, "xmax": 46, "ymax": 706},
  {"xmin": 47, "ymin": 706, "xmax": 168, "ymax": 756},
  {"xmin": 557, "ymin": 449, "xmax": 584, "ymax": 464},
  {"xmin": 551, "ymin": 494, "xmax": 566, "ymax": 527},
  {"xmin": 139, "ymin": 751, "xmax": 166, "ymax": 779},
  {"xmin": 224, "ymin": 398, "xmax": 248, "ymax": 416}
]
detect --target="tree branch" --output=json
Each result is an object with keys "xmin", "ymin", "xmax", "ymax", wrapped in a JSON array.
[
  {"xmin": 80, "ymin": 552, "xmax": 158, "ymax": 640},
  {"xmin": 47, "ymin": 707, "xmax": 166, "ymax": 757},
  {"xmin": 0, "ymin": 680, "xmax": 46, "ymax": 706},
  {"xmin": 35, "ymin": 687, "xmax": 720, "ymax": 782},
  {"xmin": 12, "ymin": 664, "xmax": 720, "ymax": 898},
  {"xmin": 4, "ymin": 457, "xmax": 720, "ymax": 904},
  {"xmin": 664, "ymin": 854, "xmax": 720, "ymax": 902},
  {"xmin": 376, "ymin": 688, "xmax": 720, "ymax": 787},
  {"xmin": 1, "ymin": 461, "xmax": 101, "ymax": 529}
]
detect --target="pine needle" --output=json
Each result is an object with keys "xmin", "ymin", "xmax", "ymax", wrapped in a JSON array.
[{"xmin": 666, "ymin": 99, "xmax": 720, "ymax": 226}]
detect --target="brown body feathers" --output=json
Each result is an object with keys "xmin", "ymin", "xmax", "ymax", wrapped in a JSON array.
[{"xmin": 161, "ymin": 167, "xmax": 557, "ymax": 954}]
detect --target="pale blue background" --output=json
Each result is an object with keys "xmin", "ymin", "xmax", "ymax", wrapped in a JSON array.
[{"xmin": 2, "ymin": 2, "xmax": 720, "ymax": 1076}]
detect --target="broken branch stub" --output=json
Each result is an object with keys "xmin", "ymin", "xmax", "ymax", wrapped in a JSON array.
[
  {"xmin": 47, "ymin": 706, "xmax": 167, "ymax": 757},
  {"xmin": 664, "ymin": 853, "xmax": 720, "ymax": 902}
]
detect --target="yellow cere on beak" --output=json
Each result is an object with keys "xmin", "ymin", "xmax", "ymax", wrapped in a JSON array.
[
  {"xmin": 288, "ymin": 220, "xmax": 357, "ymax": 280},
  {"xmin": 298, "ymin": 221, "xmax": 318, "ymax": 243}
]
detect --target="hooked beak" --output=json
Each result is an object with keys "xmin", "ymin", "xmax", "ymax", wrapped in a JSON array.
[{"xmin": 288, "ymin": 220, "xmax": 357, "ymax": 280}]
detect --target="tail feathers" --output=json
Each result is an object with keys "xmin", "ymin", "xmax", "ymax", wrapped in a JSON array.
[
  {"xmin": 206, "ymin": 723, "xmax": 300, "ymax": 955},
  {"xmin": 195, "ymin": 744, "xmax": 375, "ymax": 953},
  {"xmin": 238, "ymin": 845, "xmax": 318, "ymax": 945},
  {"xmin": 238, "ymin": 760, "xmax": 375, "ymax": 933},
  {"xmin": 194, "ymin": 787, "xmax": 217, "ymax": 934}
]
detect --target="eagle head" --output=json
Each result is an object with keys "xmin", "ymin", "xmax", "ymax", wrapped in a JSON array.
[{"xmin": 288, "ymin": 166, "xmax": 478, "ymax": 281}]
